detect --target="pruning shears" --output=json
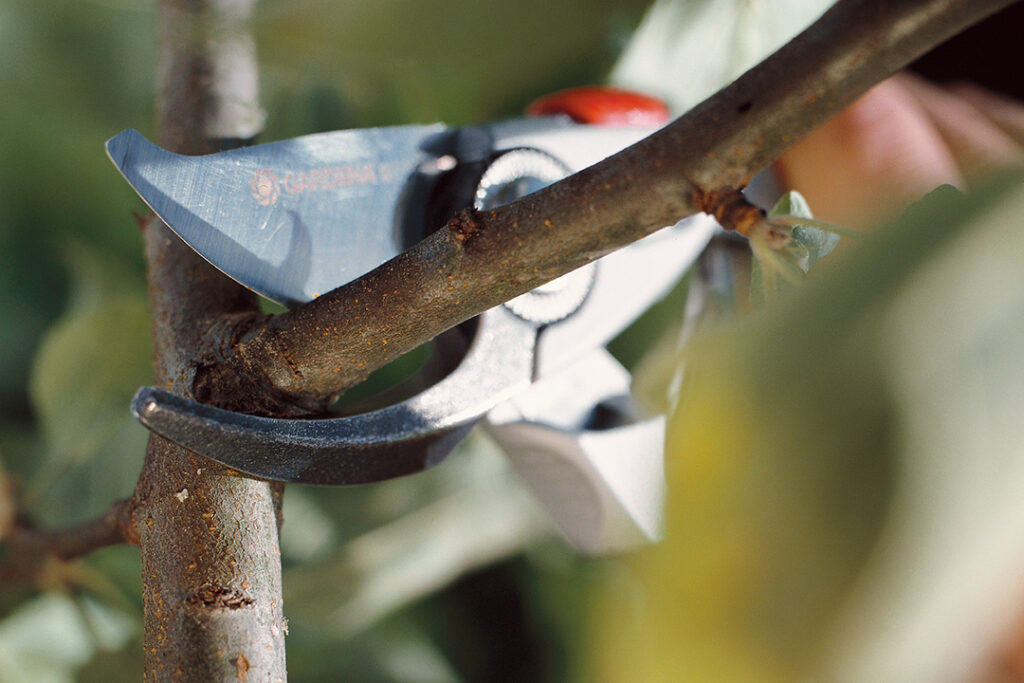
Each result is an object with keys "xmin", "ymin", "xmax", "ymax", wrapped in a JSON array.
[{"xmin": 106, "ymin": 87, "xmax": 721, "ymax": 554}]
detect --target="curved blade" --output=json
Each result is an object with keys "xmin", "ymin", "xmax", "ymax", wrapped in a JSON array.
[
  {"xmin": 131, "ymin": 306, "xmax": 537, "ymax": 485},
  {"xmin": 106, "ymin": 125, "xmax": 446, "ymax": 306}
]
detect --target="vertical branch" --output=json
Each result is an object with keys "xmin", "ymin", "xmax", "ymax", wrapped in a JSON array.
[{"xmin": 136, "ymin": 0, "xmax": 287, "ymax": 679}]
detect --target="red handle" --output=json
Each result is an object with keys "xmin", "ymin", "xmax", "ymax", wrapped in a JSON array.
[{"xmin": 526, "ymin": 86, "xmax": 670, "ymax": 127}]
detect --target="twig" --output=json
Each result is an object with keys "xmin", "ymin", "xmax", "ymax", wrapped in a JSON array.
[{"xmin": 0, "ymin": 499, "xmax": 135, "ymax": 585}]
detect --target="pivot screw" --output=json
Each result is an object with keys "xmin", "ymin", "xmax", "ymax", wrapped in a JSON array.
[{"xmin": 474, "ymin": 148, "xmax": 595, "ymax": 325}]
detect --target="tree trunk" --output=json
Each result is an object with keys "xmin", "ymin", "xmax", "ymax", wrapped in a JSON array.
[{"xmin": 137, "ymin": 1, "xmax": 288, "ymax": 679}]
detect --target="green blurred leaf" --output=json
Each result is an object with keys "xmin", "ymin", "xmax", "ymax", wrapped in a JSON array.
[
  {"xmin": 0, "ymin": 594, "xmax": 90, "ymax": 683},
  {"xmin": 26, "ymin": 246, "xmax": 150, "ymax": 525},
  {"xmin": 257, "ymin": 0, "xmax": 651, "ymax": 132},
  {"xmin": 286, "ymin": 612, "xmax": 461, "ymax": 683},
  {"xmin": 285, "ymin": 436, "xmax": 547, "ymax": 639},
  {"xmin": 0, "ymin": 592, "xmax": 134, "ymax": 683}
]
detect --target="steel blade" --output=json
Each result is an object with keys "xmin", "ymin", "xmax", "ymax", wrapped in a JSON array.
[{"xmin": 106, "ymin": 125, "xmax": 446, "ymax": 306}]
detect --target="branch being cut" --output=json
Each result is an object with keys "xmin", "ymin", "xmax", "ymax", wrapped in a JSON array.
[{"xmin": 192, "ymin": 0, "xmax": 1016, "ymax": 415}]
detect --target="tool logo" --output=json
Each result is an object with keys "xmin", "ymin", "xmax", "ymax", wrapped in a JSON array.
[{"xmin": 250, "ymin": 169, "xmax": 281, "ymax": 206}]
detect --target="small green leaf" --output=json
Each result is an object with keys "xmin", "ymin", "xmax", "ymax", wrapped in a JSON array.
[
  {"xmin": 770, "ymin": 190, "xmax": 841, "ymax": 270},
  {"xmin": 768, "ymin": 189, "xmax": 813, "ymax": 219},
  {"xmin": 752, "ymin": 191, "xmax": 842, "ymax": 306}
]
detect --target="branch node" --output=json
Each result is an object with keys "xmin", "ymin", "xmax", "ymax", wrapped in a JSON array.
[
  {"xmin": 692, "ymin": 185, "xmax": 765, "ymax": 238},
  {"xmin": 448, "ymin": 207, "xmax": 481, "ymax": 243}
]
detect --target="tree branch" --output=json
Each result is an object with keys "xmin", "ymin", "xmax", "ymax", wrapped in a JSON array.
[
  {"xmin": 0, "ymin": 499, "xmax": 135, "ymax": 586},
  {"xmin": 135, "ymin": 1, "xmax": 287, "ymax": 680},
  {"xmin": 192, "ymin": 0, "xmax": 1016, "ymax": 413}
]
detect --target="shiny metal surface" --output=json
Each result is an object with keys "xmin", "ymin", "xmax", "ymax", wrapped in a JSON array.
[
  {"xmin": 106, "ymin": 118, "xmax": 659, "ymax": 306},
  {"xmin": 115, "ymin": 116, "xmax": 715, "ymax": 502},
  {"xmin": 106, "ymin": 125, "xmax": 445, "ymax": 306},
  {"xmin": 133, "ymin": 306, "xmax": 536, "ymax": 485},
  {"xmin": 487, "ymin": 349, "xmax": 665, "ymax": 554}
]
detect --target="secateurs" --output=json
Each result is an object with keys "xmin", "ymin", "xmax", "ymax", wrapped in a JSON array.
[{"xmin": 106, "ymin": 88, "xmax": 720, "ymax": 554}]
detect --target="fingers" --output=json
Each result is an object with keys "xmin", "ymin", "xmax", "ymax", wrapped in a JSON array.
[
  {"xmin": 895, "ymin": 73, "xmax": 1024, "ymax": 180},
  {"xmin": 775, "ymin": 74, "xmax": 1024, "ymax": 229},
  {"xmin": 947, "ymin": 82, "xmax": 1024, "ymax": 144},
  {"xmin": 775, "ymin": 78, "xmax": 962, "ymax": 228}
]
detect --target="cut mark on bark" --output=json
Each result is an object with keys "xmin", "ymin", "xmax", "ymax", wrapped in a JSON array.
[
  {"xmin": 448, "ymin": 207, "xmax": 481, "ymax": 243},
  {"xmin": 187, "ymin": 584, "xmax": 255, "ymax": 609},
  {"xmin": 235, "ymin": 653, "xmax": 250, "ymax": 680},
  {"xmin": 692, "ymin": 185, "xmax": 765, "ymax": 238}
]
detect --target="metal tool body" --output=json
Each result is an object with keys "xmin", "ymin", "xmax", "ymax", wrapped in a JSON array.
[
  {"xmin": 106, "ymin": 118, "xmax": 662, "ymax": 306},
  {"xmin": 109, "ymin": 110, "xmax": 718, "ymax": 552}
]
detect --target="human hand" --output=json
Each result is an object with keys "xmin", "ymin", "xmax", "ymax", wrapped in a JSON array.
[{"xmin": 776, "ymin": 73, "xmax": 1024, "ymax": 228}]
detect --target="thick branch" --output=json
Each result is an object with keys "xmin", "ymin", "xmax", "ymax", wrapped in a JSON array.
[
  {"xmin": 136, "ymin": 1, "xmax": 287, "ymax": 680},
  {"xmin": 193, "ymin": 0, "xmax": 1015, "ymax": 412}
]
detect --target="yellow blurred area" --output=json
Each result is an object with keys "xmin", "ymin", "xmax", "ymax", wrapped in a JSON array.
[{"xmin": 593, "ymin": 173, "xmax": 1024, "ymax": 682}]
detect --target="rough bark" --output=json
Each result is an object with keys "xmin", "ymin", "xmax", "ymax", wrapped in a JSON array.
[
  {"xmin": 135, "ymin": 1, "xmax": 287, "ymax": 680},
  {"xmin": 190, "ymin": 0, "xmax": 1017, "ymax": 414}
]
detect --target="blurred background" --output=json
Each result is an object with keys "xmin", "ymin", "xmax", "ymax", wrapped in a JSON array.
[{"xmin": 2, "ymin": 0, "xmax": 1024, "ymax": 681}]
